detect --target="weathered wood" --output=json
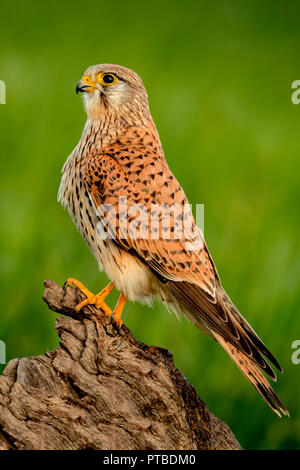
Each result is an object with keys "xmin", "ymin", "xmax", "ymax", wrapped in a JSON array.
[{"xmin": 0, "ymin": 280, "xmax": 241, "ymax": 450}]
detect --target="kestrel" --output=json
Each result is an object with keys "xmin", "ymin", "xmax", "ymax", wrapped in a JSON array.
[{"xmin": 58, "ymin": 64, "xmax": 288, "ymax": 417}]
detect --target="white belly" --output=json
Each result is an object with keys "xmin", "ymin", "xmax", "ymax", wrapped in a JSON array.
[{"xmin": 58, "ymin": 159, "xmax": 161, "ymax": 303}]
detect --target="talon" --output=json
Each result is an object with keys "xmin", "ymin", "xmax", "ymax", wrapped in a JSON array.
[
  {"xmin": 66, "ymin": 278, "xmax": 115, "ymax": 316},
  {"xmin": 115, "ymin": 318, "xmax": 123, "ymax": 329},
  {"xmin": 112, "ymin": 322, "xmax": 122, "ymax": 335}
]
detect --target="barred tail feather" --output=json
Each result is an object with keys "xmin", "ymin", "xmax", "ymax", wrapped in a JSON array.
[{"xmin": 213, "ymin": 331, "xmax": 289, "ymax": 417}]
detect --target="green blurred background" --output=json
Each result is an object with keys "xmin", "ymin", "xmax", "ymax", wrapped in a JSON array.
[{"xmin": 0, "ymin": 0, "xmax": 299, "ymax": 450}]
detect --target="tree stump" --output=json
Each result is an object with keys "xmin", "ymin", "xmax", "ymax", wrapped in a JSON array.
[{"xmin": 0, "ymin": 280, "xmax": 241, "ymax": 450}]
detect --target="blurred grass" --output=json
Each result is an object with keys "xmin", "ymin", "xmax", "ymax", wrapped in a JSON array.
[{"xmin": 0, "ymin": 0, "xmax": 300, "ymax": 449}]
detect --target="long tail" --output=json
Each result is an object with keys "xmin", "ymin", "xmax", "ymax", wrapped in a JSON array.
[
  {"xmin": 167, "ymin": 279, "xmax": 289, "ymax": 416},
  {"xmin": 212, "ymin": 331, "xmax": 289, "ymax": 417}
]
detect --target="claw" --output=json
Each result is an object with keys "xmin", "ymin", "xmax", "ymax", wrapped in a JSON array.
[
  {"xmin": 109, "ymin": 314, "xmax": 122, "ymax": 329},
  {"xmin": 114, "ymin": 318, "xmax": 123, "ymax": 330},
  {"xmin": 112, "ymin": 322, "xmax": 123, "ymax": 335}
]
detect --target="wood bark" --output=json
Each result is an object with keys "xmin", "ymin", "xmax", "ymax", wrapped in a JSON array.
[{"xmin": 0, "ymin": 280, "xmax": 241, "ymax": 450}]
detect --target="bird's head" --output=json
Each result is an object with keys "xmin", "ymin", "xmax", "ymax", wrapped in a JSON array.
[{"xmin": 76, "ymin": 64, "xmax": 150, "ymax": 122}]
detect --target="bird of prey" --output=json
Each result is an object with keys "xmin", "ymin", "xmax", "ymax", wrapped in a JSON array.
[{"xmin": 58, "ymin": 64, "xmax": 288, "ymax": 417}]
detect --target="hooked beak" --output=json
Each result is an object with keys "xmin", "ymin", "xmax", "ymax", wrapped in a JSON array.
[
  {"xmin": 76, "ymin": 75, "xmax": 96, "ymax": 95},
  {"xmin": 76, "ymin": 78, "xmax": 96, "ymax": 94}
]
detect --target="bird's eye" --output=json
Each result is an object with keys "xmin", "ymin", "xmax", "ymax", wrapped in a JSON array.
[{"xmin": 98, "ymin": 73, "xmax": 118, "ymax": 86}]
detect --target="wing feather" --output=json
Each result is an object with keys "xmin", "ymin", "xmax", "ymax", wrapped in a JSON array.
[{"xmin": 83, "ymin": 143, "xmax": 284, "ymax": 388}]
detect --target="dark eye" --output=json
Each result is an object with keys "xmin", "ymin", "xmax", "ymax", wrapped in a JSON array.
[
  {"xmin": 98, "ymin": 73, "xmax": 118, "ymax": 86},
  {"xmin": 103, "ymin": 74, "xmax": 115, "ymax": 84}
]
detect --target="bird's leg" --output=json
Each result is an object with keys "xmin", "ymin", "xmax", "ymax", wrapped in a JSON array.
[
  {"xmin": 66, "ymin": 278, "xmax": 115, "ymax": 316},
  {"xmin": 111, "ymin": 292, "xmax": 127, "ymax": 328}
]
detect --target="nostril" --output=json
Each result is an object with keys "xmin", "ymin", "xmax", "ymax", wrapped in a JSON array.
[{"xmin": 83, "ymin": 75, "xmax": 92, "ymax": 85}]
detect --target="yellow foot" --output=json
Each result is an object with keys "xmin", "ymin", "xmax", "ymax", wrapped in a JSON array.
[
  {"xmin": 66, "ymin": 278, "xmax": 115, "ymax": 317},
  {"xmin": 111, "ymin": 292, "xmax": 127, "ymax": 328}
]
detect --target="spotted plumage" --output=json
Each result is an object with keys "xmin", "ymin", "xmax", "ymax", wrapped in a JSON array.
[{"xmin": 58, "ymin": 64, "xmax": 288, "ymax": 417}]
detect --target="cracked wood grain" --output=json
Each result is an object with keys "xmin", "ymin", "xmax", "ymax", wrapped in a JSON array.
[{"xmin": 0, "ymin": 280, "xmax": 241, "ymax": 450}]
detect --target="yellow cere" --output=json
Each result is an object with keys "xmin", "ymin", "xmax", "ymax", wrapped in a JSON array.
[{"xmin": 82, "ymin": 75, "xmax": 95, "ymax": 92}]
